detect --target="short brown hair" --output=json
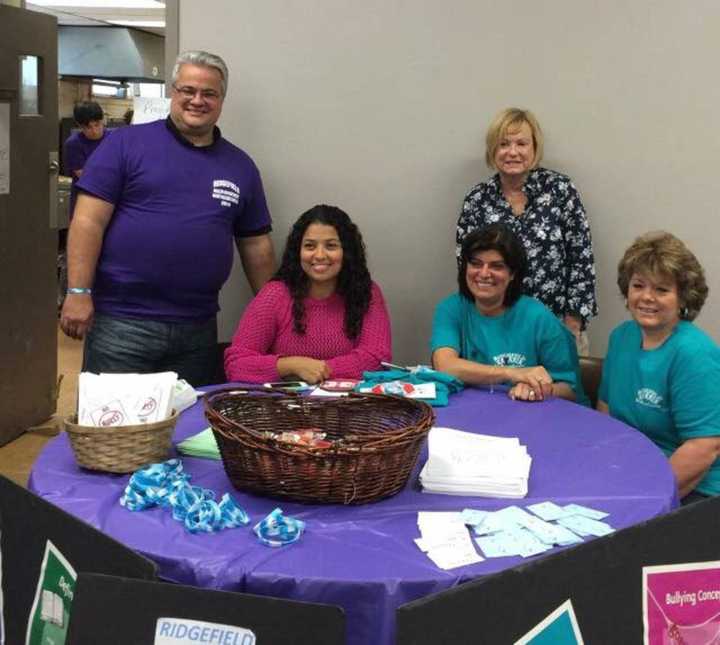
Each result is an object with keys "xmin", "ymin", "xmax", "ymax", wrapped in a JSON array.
[
  {"xmin": 617, "ymin": 231, "xmax": 708, "ymax": 321},
  {"xmin": 458, "ymin": 224, "xmax": 527, "ymax": 307},
  {"xmin": 485, "ymin": 108, "xmax": 544, "ymax": 170}
]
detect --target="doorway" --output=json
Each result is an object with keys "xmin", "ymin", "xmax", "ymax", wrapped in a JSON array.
[{"xmin": 0, "ymin": 4, "xmax": 59, "ymax": 446}]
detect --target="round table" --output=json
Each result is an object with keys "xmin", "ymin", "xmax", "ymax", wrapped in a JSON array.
[{"xmin": 30, "ymin": 387, "xmax": 678, "ymax": 645}]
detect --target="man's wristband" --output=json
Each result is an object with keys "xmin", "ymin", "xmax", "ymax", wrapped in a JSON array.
[{"xmin": 67, "ymin": 287, "xmax": 92, "ymax": 295}]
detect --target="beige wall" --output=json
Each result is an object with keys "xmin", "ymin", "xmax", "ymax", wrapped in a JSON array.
[
  {"xmin": 58, "ymin": 79, "xmax": 88, "ymax": 119},
  {"xmin": 179, "ymin": 0, "xmax": 720, "ymax": 361}
]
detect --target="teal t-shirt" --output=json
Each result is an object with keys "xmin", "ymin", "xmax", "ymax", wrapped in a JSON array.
[
  {"xmin": 430, "ymin": 294, "xmax": 586, "ymax": 403},
  {"xmin": 599, "ymin": 320, "xmax": 720, "ymax": 496}
]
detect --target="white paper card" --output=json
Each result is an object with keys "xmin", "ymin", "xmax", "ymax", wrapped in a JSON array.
[
  {"xmin": 133, "ymin": 96, "xmax": 171, "ymax": 124},
  {"xmin": 425, "ymin": 542, "xmax": 484, "ymax": 570},
  {"xmin": 420, "ymin": 427, "xmax": 531, "ymax": 497}
]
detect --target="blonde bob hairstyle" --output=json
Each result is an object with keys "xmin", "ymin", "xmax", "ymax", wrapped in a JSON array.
[
  {"xmin": 485, "ymin": 108, "xmax": 544, "ymax": 170},
  {"xmin": 617, "ymin": 231, "xmax": 708, "ymax": 321}
]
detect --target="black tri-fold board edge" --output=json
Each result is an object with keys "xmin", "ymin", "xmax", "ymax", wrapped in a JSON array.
[
  {"xmin": 397, "ymin": 496, "xmax": 720, "ymax": 644},
  {"xmin": 66, "ymin": 573, "xmax": 346, "ymax": 645},
  {"xmin": 0, "ymin": 475, "xmax": 157, "ymax": 643}
]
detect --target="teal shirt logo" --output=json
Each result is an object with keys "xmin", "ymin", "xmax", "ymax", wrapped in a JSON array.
[
  {"xmin": 635, "ymin": 388, "xmax": 665, "ymax": 410},
  {"xmin": 493, "ymin": 352, "xmax": 527, "ymax": 367}
]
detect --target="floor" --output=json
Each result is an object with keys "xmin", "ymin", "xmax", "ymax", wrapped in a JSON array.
[{"xmin": 0, "ymin": 325, "xmax": 82, "ymax": 486}]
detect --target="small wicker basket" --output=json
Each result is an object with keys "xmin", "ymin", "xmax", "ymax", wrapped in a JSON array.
[
  {"xmin": 205, "ymin": 389, "xmax": 435, "ymax": 504},
  {"xmin": 64, "ymin": 411, "xmax": 178, "ymax": 474}
]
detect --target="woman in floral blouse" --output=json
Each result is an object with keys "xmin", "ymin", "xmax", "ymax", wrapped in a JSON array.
[{"xmin": 456, "ymin": 108, "xmax": 597, "ymax": 351}]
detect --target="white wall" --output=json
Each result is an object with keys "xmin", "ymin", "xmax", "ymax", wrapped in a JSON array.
[{"xmin": 178, "ymin": 0, "xmax": 720, "ymax": 361}]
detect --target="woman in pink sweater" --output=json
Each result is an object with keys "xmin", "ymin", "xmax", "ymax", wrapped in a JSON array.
[{"xmin": 224, "ymin": 205, "xmax": 392, "ymax": 383}]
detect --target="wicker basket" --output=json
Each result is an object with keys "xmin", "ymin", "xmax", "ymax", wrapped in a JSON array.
[
  {"xmin": 64, "ymin": 411, "xmax": 178, "ymax": 474},
  {"xmin": 205, "ymin": 389, "xmax": 435, "ymax": 504}
]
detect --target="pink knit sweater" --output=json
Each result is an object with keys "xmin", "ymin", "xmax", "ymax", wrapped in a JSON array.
[{"xmin": 224, "ymin": 280, "xmax": 392, "ymax": 383}]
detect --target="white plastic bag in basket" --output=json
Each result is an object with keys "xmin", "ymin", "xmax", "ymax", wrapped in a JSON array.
[{"xmin": 78, "ymin": 371, "xmax": 178, "ymax": 426}]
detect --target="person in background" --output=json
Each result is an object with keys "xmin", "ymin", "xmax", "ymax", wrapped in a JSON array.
[
  {"xmin": 225, "ymin": 204, "xmax": 392, "ymax": 384},
  {"xmin": 598, "ymin": 232, "xmax": 720, "ymax": 503},
  {"xmin": 63, "ymin": 101, "xmax": 110, "ymax": 219},
  {"xmin": 456, "ymin": 107, "xmax": 597, "ymax": 353},
  {"xmin": 60, "ymin": 50, "xmax": 276, "ymax": 386},
  {"xmin": 58, "ymin": 102, "xmax": 111, "ymax": 310},
  {"xmin": 432, "ymin": 224, "xmax": 585, "ymax": 403}
]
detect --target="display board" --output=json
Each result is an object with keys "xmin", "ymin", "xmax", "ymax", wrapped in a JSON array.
[
  {"xmin": 397, "ymin": 496, "xmax": 720, "ymax": 644},
  {"xmin": 67, "ymin": 573, "xmax": 345, "ymax": 645},
  {"xmin": 0, "ymin": 476, "xmax": 156, "ymax": 644}
]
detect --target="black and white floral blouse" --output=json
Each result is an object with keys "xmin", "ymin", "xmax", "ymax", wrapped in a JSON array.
[{"xmin": 456, "ymin": 167, "xmax": 598, "ymax": 326}]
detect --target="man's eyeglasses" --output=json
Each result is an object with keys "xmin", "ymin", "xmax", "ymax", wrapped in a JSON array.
[{"xmin": 172, "ymin": 84, "xmax": 222, "ymax": 101}]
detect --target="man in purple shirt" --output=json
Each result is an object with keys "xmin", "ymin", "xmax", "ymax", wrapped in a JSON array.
[
  {"xmin": 60, "ymin": 50, "xmax": 276, "ymax": 385},
  {"xmin": 63, "ymin": 101, "xmax": 110, "ymax": 218}
]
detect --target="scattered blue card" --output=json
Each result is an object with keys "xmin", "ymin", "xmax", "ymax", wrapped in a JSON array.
[
  {"xmin": 562, "ymin": 503, "xmax": 609, "ymax": 520},
  {"xmin": 527, "ymin": 501, "xmax": 569, "ymax": 521},
  {"xmin": 557, "ymin": 514, "xmax": 614, "ymax": 537},
  {"xmin": 454, "ymin": 501, "xmax": 612, "ymax": 561}
]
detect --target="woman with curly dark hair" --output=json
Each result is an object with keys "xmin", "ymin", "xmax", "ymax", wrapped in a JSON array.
[
  {"xmin": 224, "ymin": 204, "xmax": 392, "ymax": 383},
  {"xmin": 598, "ymin": 231, "xmax": 720, "ymax": 502}
]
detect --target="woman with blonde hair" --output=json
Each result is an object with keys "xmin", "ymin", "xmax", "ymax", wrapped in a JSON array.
[
  {"xmin": 457, "ymin": 108, "xmax": 597, "ymax": 351},
  {"xmin": 598, "ymin": 232, "xmax": 720, "ymax": 502}
]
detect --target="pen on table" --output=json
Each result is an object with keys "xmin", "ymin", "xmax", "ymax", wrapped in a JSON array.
[{"xmin": 381, "ymin": 361, "xmax": 412, "ymax": 372}]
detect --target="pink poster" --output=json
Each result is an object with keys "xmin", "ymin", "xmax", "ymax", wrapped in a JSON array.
[{"xmin": 643, "ymin": 560, "xmax": 720, "ymax": 644}]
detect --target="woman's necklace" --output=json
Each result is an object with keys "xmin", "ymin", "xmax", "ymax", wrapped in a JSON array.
[
  {"xmin": 501, "ymin": 178, "xmax": 528, "ymax": 217},
  {"xmin": 506, "ymin": 191, "xmax": 527, "ymax": 216}
]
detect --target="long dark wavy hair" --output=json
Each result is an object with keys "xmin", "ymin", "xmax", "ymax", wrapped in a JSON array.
[{"xmin": 273, "ymin": 204, "xmax": 372, "ymax": 339}]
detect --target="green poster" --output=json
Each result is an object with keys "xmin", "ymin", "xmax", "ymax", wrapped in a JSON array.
[{"xmin": 25, "ymin": 540, "xmax": 77, "ymax": 645}]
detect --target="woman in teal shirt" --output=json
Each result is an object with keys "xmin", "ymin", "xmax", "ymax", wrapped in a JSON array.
[
  {"xmin": 431, "ymin": 224, "xmax": 583, "ymax": 403},
  {"xmin": 598, "ymin": 232, "xmax": 720, "ymax": 501}
]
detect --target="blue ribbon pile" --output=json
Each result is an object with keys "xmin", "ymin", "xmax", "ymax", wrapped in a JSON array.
[
  {"xmin": 253, "ymin": 507, "xmax": 306, "ymax": 547},
  {"xmin": 120, "ymin": 459, "xmax": 250, "ymax": 534}
]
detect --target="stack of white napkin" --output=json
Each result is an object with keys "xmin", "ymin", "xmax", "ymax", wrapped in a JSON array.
[
  {"xmin": 419, "ymin": 427, "xmax": 531, "ymax": 498},
  {"xmin": 77, "ymin": 372, "xmax": 198, "ymax": 427}
]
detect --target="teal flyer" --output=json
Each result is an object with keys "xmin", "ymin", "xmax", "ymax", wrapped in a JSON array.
[{"xmin": 515, "ymin": 599, "xmax": 584, "ymax": 644}]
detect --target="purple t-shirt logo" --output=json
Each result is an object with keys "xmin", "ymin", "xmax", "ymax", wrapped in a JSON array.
[{"xmin": 212, "ymin": 179, "xmax": 240, "ymax": 207}]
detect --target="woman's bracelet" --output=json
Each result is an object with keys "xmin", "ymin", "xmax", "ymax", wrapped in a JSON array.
[{"xmin": 66, "ymin": 287, "xmax": 92, "ymax": 295}]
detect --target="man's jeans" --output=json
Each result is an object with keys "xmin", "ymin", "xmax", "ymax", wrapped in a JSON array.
[{"xmin": 83, "ymin": 313, "xmax": 218, "ymax": 386}]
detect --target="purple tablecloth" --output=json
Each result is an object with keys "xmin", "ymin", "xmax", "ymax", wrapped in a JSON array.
[{"xmin": 30, "ymin": 388, "xmax": 678, "ymax": 645}]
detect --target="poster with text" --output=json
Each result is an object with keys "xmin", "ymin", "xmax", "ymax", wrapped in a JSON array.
[
  {"xmin": 132, "ymin": 97, "xmax": 170, "ymax": 125},
  {"xmin": 25, "ymin": 541, "xmax": 76, "ymax": 645},
  {"xmin": 515, "ymin": 599, "xmax": 584, "ymax": 644},
  {"xmin": 644, "ymin": 560, "xmax": 720, "ymax": 644}
]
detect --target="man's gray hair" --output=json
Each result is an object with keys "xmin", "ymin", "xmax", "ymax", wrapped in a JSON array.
[{"xmin": 172, "ymin": 50, "xmax": 229, "ymax": 97}]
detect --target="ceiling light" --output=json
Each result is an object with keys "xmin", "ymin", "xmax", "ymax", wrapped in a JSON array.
[
  {"xmin": 29, "ymin": 1, "xmax": 164, "ymax": 8},
  {"xmin": 108, "ymin": 20, "xmax": 165, "ymax": 27}
]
